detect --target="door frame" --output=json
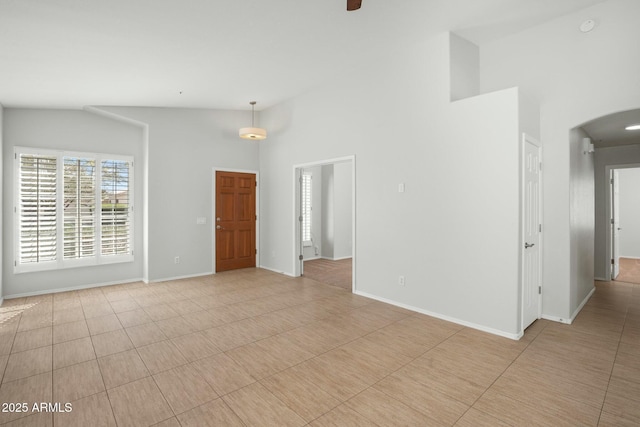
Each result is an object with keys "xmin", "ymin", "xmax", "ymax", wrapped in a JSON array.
[
  {"xmin": 604, "ymin": 163, "xmax": 640, "ymax": 281},
  {"xmin": 521, "ymin": 133, "xmax": 543, "ymax": 331},
  {"xmin": 212, "ymin": 167, "xmax": 260, "ymax": 274},
  {"xmin": 292, "ymin": 155, "xmax": 356, "ymax": 292}
]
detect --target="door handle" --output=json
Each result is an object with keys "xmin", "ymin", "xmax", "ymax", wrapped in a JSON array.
[
  {"xmin": 525, "ymin": 243, "xmax": 535, "ymax": 249},
  {"xmin": 216, "ymin": 225, "xmax": 225, "ymax": 230}
]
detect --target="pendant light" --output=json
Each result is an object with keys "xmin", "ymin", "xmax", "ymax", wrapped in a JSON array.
[{"xmin": 239, "ymin": 101, "xmax": 267, "ymax": 140}]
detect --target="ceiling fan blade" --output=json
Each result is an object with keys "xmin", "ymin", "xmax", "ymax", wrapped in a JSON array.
[{"xmin": 347, "ymin": 0, "xmax": 362, "ymax": 11}]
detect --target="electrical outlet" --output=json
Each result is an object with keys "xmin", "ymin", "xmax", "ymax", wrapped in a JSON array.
[
  {"xmin": 174, "ymin": 256, "xmax": 180, "ymax": 264},
  {"xmin": 399, "ymin": 275, "xmax": 405, "ymax": 286}
]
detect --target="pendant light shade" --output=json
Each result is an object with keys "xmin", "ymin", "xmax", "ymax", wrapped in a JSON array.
[{"xmin": 239, "ymin": 101, "xmax": 267, "ymax": 140}]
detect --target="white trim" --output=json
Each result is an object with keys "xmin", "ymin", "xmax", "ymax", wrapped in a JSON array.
[
  {"xmin": 13, "ymin": 147, "xmax": 135, "ymax": 274},
  {"xmin": 3, "ymin": 277, "xmax": 144, "ymax": 299},
  {"xmin": 328, "ymin": 256, "xmax": 352, "ymax": 261},
  {"xmin": 212, "ymin": 167, "xmax": 260, "ymax": 274},
  {"xmin": 570, "ymin": 285, "xmax": 596, "ymax": 322},
  {"xmin": 354, "ymin": 290, "xmax": 523, "ymax": 341},
  {"xmin": 148, "ymin": 271, "xmax": 214, "ymax": 283},
  {"xmin": 258, "ymin": 264, "xmax": 294, "ymax": 277},
  {"xmin": 292, "ymin": 155, "xmax": 356, "ymax": 293},
  {"xmin": 604, "ymin": 163, "xmax": 640, "ymax": 281},
  {"xmin": 620, "ymin": 256, "xmax": 640, "ymax": 260},
  {"xmin": 541, "ymin": 286, "xmax": 595, "ymax": 325},
  {"xmin": 594, "ymin": 276, "xmax": 609, "ymax": 282},
  {"xmin": 541, "ymin": 314, "xmax": 572, "ymax": 324}
]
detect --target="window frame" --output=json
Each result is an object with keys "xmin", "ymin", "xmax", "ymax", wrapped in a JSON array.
[{"xmin": 14, "ymin": 147, "xmax": 134, "ymax": 274}]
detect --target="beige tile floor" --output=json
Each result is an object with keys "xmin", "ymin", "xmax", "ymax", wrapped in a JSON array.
[{"xmin": 0, "ymin": 269, "xmax": 638, "ymax": 426}]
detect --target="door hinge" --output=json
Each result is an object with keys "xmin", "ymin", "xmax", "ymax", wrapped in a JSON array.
[
  {"xmin": 299, "ymin": 255, "xmax": 303, "ymax": 260},
  {"xmin": 539, "ymin": 162, "xmax": 542, "ymax": 171},
  {"xmin": 539, "ymin": 224, "xmax": 542, "ymax": 232},
  {"xmin": 611, "ymin": 259, "xmax": 615, "ymax": 264},
  {"xmin": 255, "ymin": 181, "xmax": 257, "ymax": 187},
  {"xmin": 538, "ymin": 286, "xmax": 541, "ymax": 295},
  {"xmin": 298, "ymin": 216, "xmax": 303, "ymax": 222},
  {"xmin": 255, "ymin": 249, "xmax": 257, "ymax": 254},
  {"xmin": 611, "ymin": 178, "xmax": 614, "ymax": 184},
  {"xmin": 611, "ymin": 219, "xmax": 614, "ymax": 224}
]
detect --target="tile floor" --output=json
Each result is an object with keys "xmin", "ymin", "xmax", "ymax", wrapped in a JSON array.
[{"xmin": 0, "ymin": 269, "xmax": 638, "ymax": 426}]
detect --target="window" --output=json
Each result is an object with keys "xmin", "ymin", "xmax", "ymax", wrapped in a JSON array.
[
  {"xmin": 301, "ymin": 172, "xmax": 312, "ymax": 246},
  {"xmin": 15, "ymin": 147, "xmax": 133, "ymax": 273}
]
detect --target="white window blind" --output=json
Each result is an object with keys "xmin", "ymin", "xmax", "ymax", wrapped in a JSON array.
[
  {"xmin": 64, "ymin": 157, "xmax": 96, "ymax": 260},
  {"xmin": 15, "ymin": 148, "xmax": 134, "ymax": 273},
  {"xmin": 101, "ymin": 159, "xmax": 131, "ymax": 256},
  {"xmin": 18, "ymin": 154, "xmax": 58, "ymax": 264},
  {"xmin": 301, "ymin": 173, "xmax": 312, "ymax": 244}
]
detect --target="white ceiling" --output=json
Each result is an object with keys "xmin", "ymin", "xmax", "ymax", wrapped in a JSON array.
[
  {"xmin": 582, "ymin": 109, "xmax": 640, "ymax": 148},
  {"xmin": 0, "ymin": 0, "xmax": 607, "ymax": 111}
]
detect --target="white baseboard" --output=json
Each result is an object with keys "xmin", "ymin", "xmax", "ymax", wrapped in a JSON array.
[
  {"xmin": 317, "ymin": 256, "xmax": 352, "ymax": 261},
  {"xmin": 620, "ymin": 256, "xmax": 640, "ymax": 260},
  {"xmin": 354, "ymin": 290, "xmax": 523, "ymax": 341},
  {"xmin": 541, "ymin": 314, "xmax": 572, "ymax": 324},
  {"xmin": 570, "ymin": 286, "xmax": 596, "ymax": 322},
  {"xmin": 594, "ymin": 277, "xmax": 609, "ymax": 282},
  {"xmin": 3, "ymin": 277, "xmax": 144, "ymax": 300},
  {"xmin": 148, "ymin": 271, "xmax": 213, "ymax": 283},
  {"xmin": 259, "ymin": 265, "xmax": 295, "ymax": 277}
]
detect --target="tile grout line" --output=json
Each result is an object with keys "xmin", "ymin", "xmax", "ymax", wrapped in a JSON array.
[
  {"xmin": 595, "ymin": 282, "xmax": 635, "ymax": 426},
  {"xmin": 449, "ymin": 319, "xmax": 551, "ymax": 425}
]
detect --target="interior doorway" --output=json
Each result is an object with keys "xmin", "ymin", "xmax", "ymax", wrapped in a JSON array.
[
  {"xmin": 607, "ymin": 166, "xmax": 640, "ymax": 284},
  {"xmin": 214, "ymin": 170, "xmax": 258, "ymax": 272},
  {"xmin": 293, "ymin": 156, "xmax": 355, "ymax": 291}
]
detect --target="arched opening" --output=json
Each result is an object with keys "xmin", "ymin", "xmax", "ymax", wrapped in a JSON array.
[{"xmin": 574, "ymin": 108, "xmax": 640, "ymax": 284}]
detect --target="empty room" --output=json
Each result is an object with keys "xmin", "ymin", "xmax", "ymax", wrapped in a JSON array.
[{"xmin": 1, "ymin": 0, "xmax": 640, "ymax": 426}]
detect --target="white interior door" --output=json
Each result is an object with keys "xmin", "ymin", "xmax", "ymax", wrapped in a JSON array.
[
  {"xmin": 522, "ymin": 136, "xmax": 541, "ymax": 330},
  {"xmin": 611, "ymin": 169, "xmax": 620, "ymax": 280}
]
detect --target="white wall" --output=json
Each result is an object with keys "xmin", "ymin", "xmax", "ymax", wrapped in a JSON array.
[
  {"xmin": 333, "ymin": 161, "xmax": 352, "ymax": 260},
  {"xmin": 320, "ymin": 165, "xmax": 334, "ymax": 259},
  {"xmin": 0, "ymin": 104, "xmax": 3, "ymax": 303},
  {"xmin": 481, "ymin": 0, "xmax": 640, "ymax": 321},
  {"xmin": 617, "ymin": 167, "xmax": 640, "ymax": 258},
  {"xmin": 449, "ymin": 33, "xmax": 479, "ymax": 102},
  {"xmin": 315, "ymin": 162, "xmax": 352, "ymax": 261},
  {"xmin": 261, "ymin": 32, "xmax": 531, "ymax": 338},
  {"xmin": 569, "ymin": 128, "xmax": 595, "ymax": 312},
  {"xmin": 594, "ymin": 145, "xmax": 640, "ymax": 279},
  {"xmin": 95, "ymin": 107, "xmax": 260, "ymax": 282},
  {"xmin": 302, "ymin": 165, "xmax": 322, "ymax": 260},
  {"xmin": 2, "ymin": 109, "xmax": 144, "ymax": 297}
]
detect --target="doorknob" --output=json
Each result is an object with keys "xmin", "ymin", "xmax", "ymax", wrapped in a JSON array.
[
  {"xmin": 525, "ymin": 243, "xmax": 535, "ymax": 249},
  {"xmin": 216, "ymin": 225, "xmax": 224, "ymax": 230}
]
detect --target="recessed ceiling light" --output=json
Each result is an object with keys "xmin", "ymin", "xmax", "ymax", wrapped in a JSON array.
[
  {"xmin": 626, "ymin": 124, "xmax": 640, "ymax": 131},
  {"xmin": 579, "ymin": 19, "xmax": 596, "ymax": 33}
]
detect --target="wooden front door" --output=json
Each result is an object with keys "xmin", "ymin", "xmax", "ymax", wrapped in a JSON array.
[{"xmin": 215, "ymin": 171, "xmax": 256, "ymax": 272}]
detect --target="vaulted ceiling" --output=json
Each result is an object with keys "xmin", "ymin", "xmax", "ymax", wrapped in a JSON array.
[{"xmin": 0, "ymin": 0, "xmax": 608, "ymax": 110}]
